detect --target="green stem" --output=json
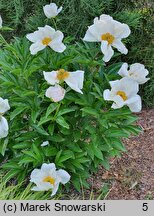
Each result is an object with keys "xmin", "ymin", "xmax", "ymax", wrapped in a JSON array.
[
  {"xmin": 104, "ymin": 73, "xmax": 109, "ymax": 83},
  {"xmin": 53, "ymin": 102, "xmax": 61, "ymax": 120},
  {"xmin": 52, "ymin": 18, "xmax": 57, "ymax": 30}
]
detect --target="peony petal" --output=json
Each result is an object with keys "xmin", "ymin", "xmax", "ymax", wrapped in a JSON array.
[
  {"xmin": 0, "ymin": 98, "xmax": 10, "ymax": 113},
  {"xmin": 65, "ymin": 71, "xmax": 84, "ymax": 94},
  {"xmin": 112, "ymin": 39, "xmax": 128, "ymax": 54},
  {"xmin": 120, "ymin": 77, "xmax": 139, "ymax": 97},
  {"xmin": 41, "ymin": 141, "xmax": 49, "ymax": 147},
  {"xmin": 111, "ymin": 95, "xmax": 125, "ymax": 109},
  {"xmin": 43, "ymin": 3, "xmax": 62, "ymax": 18},
  {"xmin": 118, "ymin": 63, "xmax": 129, "ymax": 77},
  {"xmin": 114, "ymin": 21, "xmax": 131, "ymax": 39},
  {"xmin": 127, "ymin": 95, "xmax": 142, "ymax": 112},
  {"xmin": 26, "ymin": 31, "xmax": 44, "ymax": 42},
  {"xmin": 49, "ymin": 42, "xmax": 66, "ymax": 53},
  {"xmin": 45, "ymin": 85, "xmax": 66, "ymax": 102},
  {"xmin": 29, "ymin": 42, "xmax": 45, "ymax": 55},
  {"xmin": 41, "ymin": 163, "xmax": 56, "ymax": 173},
  {"xmin": 99, "ymin": 14, "xmax": 113, "ymax": 21},
  {"xmin": 43, "ymin": 3, "xmax": 58, "ymax": 18},
  {"xmin": 52, "ymin": 30, "xmax": 64, "ymax": 42},
  {"xmin": 0, "ymin": 116, "xmax": 9, "ymax": 138},
  {"xmin": 57, "ymin": 6, "xmax": 63, "ymax": 13},
  {"xmin": 0, "ymin": 15, "xmax": 2, "ymax": 28},
  {"xmin": 101, "ymin": 41, "xmax": 114, "ymax": 62},
  {"xmin": 109, "ymin": 80, "xmax": 121, "ymax": 89},
  {"xmin": 32, "ymin": 182, "xmax": 53, "ymax": 191},
  {"xmin": 43, "ymin": 71, "xmax": 58, "ymax": 85},
  {"xmin": 57, "ymin": 169, "xmax": 71, "ymax": 184},
  {"xmin": 39, "ymin": 25, "xmax": 55, "ymax": 38},
  {"xmin": 83, "ymin": 21, "xmax": 112, "ymax": 42},
  {"xmin": 103, "ymin": 89, "xmax": 112, "ymax": 101},
  {"xmin": 30, "ymin": 169, "xmax": 45, "ymax": 183},
  {"xmin": 51, "ymin": 183, "xmax": 59, "ymax": 196},
  {"xmin": 83, "ymin": 27, "xmax": 99, "ymax": 42},
  {"xmin": 31, "ymin": 186, "xmax": 43, "ymax": 191},
  {"xmin": 129, "ymin": 63, "xmax": 150, "ymax": 84}
]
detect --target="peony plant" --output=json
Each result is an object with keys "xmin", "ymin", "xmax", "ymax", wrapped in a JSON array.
[{"xmin": 0, "ymin": 3, "xmax": 150, "ymax": 197}]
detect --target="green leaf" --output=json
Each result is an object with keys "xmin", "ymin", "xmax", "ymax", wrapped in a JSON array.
[
  {"xmin": 101, "ymin": 159, "xmax": 110, "ymax": 170},
  {"xmin": 48, "ymin": 124, "xmax": 54, "ymax": 136},
  {"xmin": 15, "ymin": 132, "xmax": 38, "ymax": 142},
  {"xmin": 49, "ymin": 135, "xmax": 65, "ymax": 142},
  {"xmin": 55, "ymin": 150, "xmax": 63, "ymax": 163},
  {"xmin": 32, "ymin": 143, "xmax": 44, "ymax": 162},
  {"xmin": 13, "ymin": 142, "xmax": 30, "ymax": 149},
  {"xmin": 45, "ymin": 103, "xmax": 58, "ymax": 118},
  {"xmin": 18, "ymin": 156, "xmax": 34, "ymax": 165},
  {"xmin": 10, "ymin": 106, "xmax": 27, "ymax": 120},
  {"xmin": 92, "ymin": 143, "xmax": 104, "ymax": 160},
  {"xmin": 73, "ymin": 131, "xmax": 81, "ymax": 142},
  {"xmin": 32, "ymin": 124, "xmax": 49, "ymax": 136},
  {"xmin": 57, "ymin": 108, "xmax": 76, "ymax": 116},
  {"xmin": 38, "ymin": 116, "xmax": 53, "ymax": 126},
  {"xmin": 112, "ymin": 140, "xmax": 126, "ymax": 152},
  {"xmin": 81, "ymin": 107, "xmax": 99, "ymax": 117},
  {"xmin": 43, "ymin": 147, "xmax": 58, "ymax": 157},
  {"xmin": 31, "ymin": 110, "xmax": 40, "ymax": 123},
  {"xmin": 105, "ymin": 128, "xmax": 129, "ymax": 138},
  {"xmin": 56, "ymin": 116, "xmax": 69, "ymax": 129},
  {"xmin": 0, "ymin": 138, "xmax": 8, "ymax": 156},
  {"xmin": 58, "ymin": 152, "xmax": 74, "ymax": 163}
]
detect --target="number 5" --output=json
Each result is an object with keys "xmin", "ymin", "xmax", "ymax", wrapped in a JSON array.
[{"xmin": 142, "ymin": 203, "xmax": 148, "ymax": 211}]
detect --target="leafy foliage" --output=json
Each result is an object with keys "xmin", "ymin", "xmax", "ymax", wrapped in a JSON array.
[{"xmin": 0, "ymin": 37, "xmax": 141, "ymax": 192}]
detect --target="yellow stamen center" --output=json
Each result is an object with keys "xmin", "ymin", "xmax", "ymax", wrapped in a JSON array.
[
  {"xmin": 117, "ymin": 91, "xmax": 128, "ymax": 101},
  {"xmin": 57, "ymin": 69, "xmax": 70, "ymax": 81},
  {"xmin": 42, "ymin": 37, "xmax": 52, "ymax": 46},
  {"xmin": 101, "ymin": 33, "xmax": 115, "ymax": 44},
  {"xmin": 43, "ymin": 176, "xmax": 55, "ymax": 185}
]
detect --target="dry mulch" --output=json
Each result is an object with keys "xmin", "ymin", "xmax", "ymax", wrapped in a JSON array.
[{"xmin": 88, "ymin": 109, "xmax": 154, "ymax": 200}]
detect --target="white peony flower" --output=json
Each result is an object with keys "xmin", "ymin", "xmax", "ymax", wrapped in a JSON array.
[
  {"xmin": 41, "ymin": 141, "xmax": 49, "ymax": 147},
  {"xmin": 43, "ymin": 69, "xmax": 84, "ymax": 94},
  {"xmin": 26, "ymin": 25, "xmax": 66, "ymax": 55},
  {"xmin": 45, "ymin": 85, "xmax": 66, "ymax": 102},
  {"xmin": 0, "ymin": 116, "xmax": 9, "ymax": 138},
  {"xmin": 83, "ymin": 14, "xmax": 131, "ymax": 62},
  {"xmin": 0, "ymin": 15, "xmax": 2, "ymax": 28},
  {"xmin": 118, "ymin": 63, "xmax": 150, "ymax": 84},
  {"xmin": 43, "ymin": 3, "xmax": 62, "ymax": 18},
  {"xmin": 0, "ymin": 97, "xmax": 10, "ymax": 138},
  {"xmin": 30, "ymin": 163, "xmax": 70, "ymax": 196},
  {"xmin": 103, "ymin": 77, "xmax": 142, "ymax": 112},
  {"xmin": 0, "ymin": 98, "xmax": 10, "ymax": 114}
]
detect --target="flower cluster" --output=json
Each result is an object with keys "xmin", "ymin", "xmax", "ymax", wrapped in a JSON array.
[
  {"xmin": 43, "ymin": 69, "xmax": 84, "ymax": 102},
  {"xmin": 103, "ymin": 63, "xmax": 149, "ymax": 112},
  {"xmin": 82, "ymin": 14, "xmax": 149, "ymax": 112}
]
